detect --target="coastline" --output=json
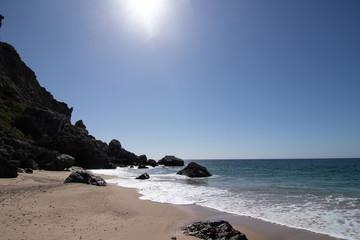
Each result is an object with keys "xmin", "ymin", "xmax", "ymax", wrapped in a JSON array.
[{"xmin": 0, "ymin": 170, "xmax": 343, "ymax": 240}]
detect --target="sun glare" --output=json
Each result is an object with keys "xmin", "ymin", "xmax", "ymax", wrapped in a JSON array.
[{"xmin": 125, "ymin": 0, "xmax": 167, "ymax": 37}]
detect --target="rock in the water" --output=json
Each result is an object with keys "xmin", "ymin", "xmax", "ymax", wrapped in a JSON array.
[
  {"xmin": 138, "ymin": 164, "xmax": 148, "ymax": 169},
  {"xmin": 136, "ymin": 173, "xmax": 150, "ymax": 180},
  {"xmin": 64, "ymin": 170, "xmax": 107, "ymax": 186},
  {"xmin": 147, "ymin": 159, "xmax": 158, "ymax": 167},
  {"xmin": 177, "ymin": 162, "xmax": 212, "ymax": 178},
  {"xmin": 158, "ymin": 155, "xmax": 184, "ymax": 166},
  {"xmin": 182, "ymin": 220, "xmax": 248, "ymax": 240}
]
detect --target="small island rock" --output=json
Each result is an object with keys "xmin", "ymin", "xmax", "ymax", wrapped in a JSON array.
[
  {"xmin": 158, "ymin": 155, "xmax": 184, "ymax": 166},
  {"xmin": 147, "ymin": 159, "xmax": 158, "ymax": 167},
  {"xmin": 177, "ymin": 162, "xmax": 212, "ymax": 178}
]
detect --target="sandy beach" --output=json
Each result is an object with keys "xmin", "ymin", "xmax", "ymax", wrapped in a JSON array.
[{"xmin": 0, "ymin": 170, "xmax": 341, "ymax": 240}]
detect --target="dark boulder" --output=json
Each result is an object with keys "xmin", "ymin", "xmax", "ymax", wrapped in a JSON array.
[
  {"xmin": 182, "ymin": 221, "xmax": 248, "ymax": 240},
  {"xmin": 64, "ymin": 170, "xmax": 106, "ymax": 186},
  {"xmin": 147, "ymin": 159, "xmax": 158, "ymax": 167},
  {"xmin": 42, "ymin": 153, "xmax": 75, "ymax": 171},
  {"xmin": 136, "ymin": 172, "xmax": 150, "ymax": 180},
  {"xmin": 109, "ymin": 139, "xmax": 122, "ymax": 153},
  {"xmin": 137, "ymin": 154, "xmax": 147, "ymax": 164},
  {"xmin": 158, "ymin": 155, "xmax": 184, "ymax": 166},
  {"xmin": 177, "ymin": 162, "xmax": 212, "ymax": 178}
]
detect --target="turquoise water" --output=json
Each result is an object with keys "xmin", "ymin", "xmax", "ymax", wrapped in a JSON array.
[{"xmin": 92, "ymin": 158, "xmax": 360, "ymax": 240}]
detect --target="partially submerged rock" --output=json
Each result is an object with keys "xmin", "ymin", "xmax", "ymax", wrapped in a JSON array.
[
  {"xmin": 138, "ymin": 164, "xmax": 148, "ymax": 169},
  {"xmin": 147, "ymin": 159, "xmax": 158, "ymax": 167},
  {"xmin": 64, "ymin": 170, "xmax": 106, "ymax": 186},
  {"xmin": 182, "ymin": 220, "xmax": 248, "ymax": 240},
  {"xmin": 158, "ymin": 155, "xmax": 184, "ymax": 166},
  {"xmin": 177, "ymin": 162, "xmax": 212, "ymax": 178},
  {"xmin": 136, "ymin": 172, "xmax": 150, "ymax": 180}
]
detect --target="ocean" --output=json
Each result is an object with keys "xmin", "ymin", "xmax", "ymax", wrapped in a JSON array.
[{"xmin": 92, "ymin": 158, "xmax": 360, "ymax": 240}]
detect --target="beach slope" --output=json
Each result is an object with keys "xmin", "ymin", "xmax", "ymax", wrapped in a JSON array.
[{"xmin": 0, "ymin": 171, "xmax": 199, "ymax": 240}]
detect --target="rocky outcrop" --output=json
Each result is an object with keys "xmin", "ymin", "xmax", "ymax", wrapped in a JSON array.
[
  {"xmin": 177, "ymin": 162, "xmax": 212, "ymax": 178},
  {"xmin": 0, "ymin": 42, "xmax": 72, "ymax": 119},
  {"xmin": 45, "ymin": 126, "xmax": 114, "ymax": 169},
  {"xmin": 158, "ymin": 155, "xmax": 184, "ymax": 166},
  {"xmin": 64, "ymin": 170, "xmax": 107, "ymax": 186},
  {"xmin": 1, "ymin": 40, "xmax": 168, "ymax": 176},
  {"xmin": 136, "ymin": 173, "xmax": 150, "ymax": 180},
  {"xmin": 182, "ymin": 221, "xmax": 248, "ymax": 240},
  {"xmin": 107, "ymin": 139, "xmax": 140, "ymax": 167},
  {"xmin": 42, "ymin": 153, "xmax": 75, "ymax": 171},
  {"xmin": 137, "ymin": 154, "xmax": 147, "ymax": 164},
  {"xmin": 0, "ymin": 132, "xmax": 74, "ymax": 172}
]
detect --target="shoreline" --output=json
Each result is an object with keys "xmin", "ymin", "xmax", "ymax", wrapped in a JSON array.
[{"xmin": 0, "ymin": 170, "xmax": 343, "ymax": 240}]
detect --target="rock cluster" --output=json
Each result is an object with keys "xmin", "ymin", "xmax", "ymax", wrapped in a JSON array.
[
  {"xmin": 177, "ymin": 162, "xmax": 212, "ymax": 178},
  {"xmin": 182, "ymin": 221, "xmax": 248, "ymax": 240}
]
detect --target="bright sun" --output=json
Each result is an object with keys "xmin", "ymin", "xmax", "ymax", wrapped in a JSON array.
[{"xmin": 124, "ymin": 0, "xmax": 167, "ymax": 36}]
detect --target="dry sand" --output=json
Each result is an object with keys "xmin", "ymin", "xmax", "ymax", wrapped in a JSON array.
[{"xmin": 0, "ymin": 170, "xmax": 341, "ymax": 240}]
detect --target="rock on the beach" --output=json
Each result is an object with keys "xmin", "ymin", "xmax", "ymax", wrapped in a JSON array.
[
  {"xmin": 182, "ymin": 220, "xmax": 248, "ymax": 240},
  {"xmin": 158, "ymin": 155, "xmax": 184, "ymax": 166},
  {"xmin": 177, "ymin": 162, "xmax": 212, "ymax": 178},
  {"xmin": 64, "ymin": 170, "xmax": 107, "ymax": 186},
  {"xmin": 136, "ymin": 173, "xmax": 150, "ymax": 180}
]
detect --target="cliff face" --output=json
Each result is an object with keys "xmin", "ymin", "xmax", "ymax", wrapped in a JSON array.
[
  {"xmin": 0, "ymin": 41, "xmax": 143, "ymax": 177},
  {"xmin": 0, "ymin": 42, "xmax": 72, "ymax": 118}
]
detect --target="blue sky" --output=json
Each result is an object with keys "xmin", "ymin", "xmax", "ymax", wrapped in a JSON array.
[{"xmin": 1, "ymin": 0, "xmax": 359, "ymax": 159}]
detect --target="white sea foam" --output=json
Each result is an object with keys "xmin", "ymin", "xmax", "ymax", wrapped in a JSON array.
[{"xmin": 91, "ymin": 167, "xmax": 360, "ymax": 240}]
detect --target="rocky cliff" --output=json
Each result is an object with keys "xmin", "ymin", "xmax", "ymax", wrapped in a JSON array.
[{"xmin": 0, "ymin": 41, "xmax": 146, "ymax": 177}]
